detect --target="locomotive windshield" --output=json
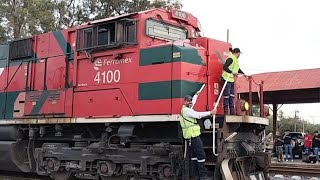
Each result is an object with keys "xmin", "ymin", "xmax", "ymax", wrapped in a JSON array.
[{"xmin": 146, "ymin": 19, "xmax": 187, "ymax": 41}]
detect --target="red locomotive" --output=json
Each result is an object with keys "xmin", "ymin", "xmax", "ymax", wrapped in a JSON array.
[{"xmin": 0, "ymin": 8, "xmax": 270, "ymax": 180}]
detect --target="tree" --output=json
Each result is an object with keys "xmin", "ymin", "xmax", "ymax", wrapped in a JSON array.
[
  {"xmin": 53, "ymin": 0, "xmax": 91, "ymax": 29},
  {"xmin": 277, "ymin": 109, "xmax": 320, "ymax": 134},
  {"xmin": 0, "ymin": 0, "xmax": 183, "ymax": 42},
  {"xmin": 0, "ymin": 0, "xmax": 57, "ymax": 41},
  {"xmin": 252, "ymin": 104, "xmax": 260, "ymax": 116},
  {"xmin": 81, "ymin": 0, "xmax": 183, "ymax": 20},
  {"xmin": 0, "ymin": 25, "xmax": 8, "ymax": 44}
]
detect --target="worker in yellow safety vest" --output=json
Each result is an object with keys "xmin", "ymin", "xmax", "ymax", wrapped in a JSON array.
[
  {"xmin": 180, "ymin": 92, "xmax": 216, "ymax": 180},
  {"xmin": 222, "ymin": 47, "xmax": 245, "ymax": 115}
]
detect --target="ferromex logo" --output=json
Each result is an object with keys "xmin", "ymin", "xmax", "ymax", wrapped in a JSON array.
[{"xmin": 93, "ymin": 58, "xmax": 133, "ymax": 70}]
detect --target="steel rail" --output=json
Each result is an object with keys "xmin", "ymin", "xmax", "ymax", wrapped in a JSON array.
[{"xmin": 269, "ymin": 164, "xmax": 320, "ymax": 177}]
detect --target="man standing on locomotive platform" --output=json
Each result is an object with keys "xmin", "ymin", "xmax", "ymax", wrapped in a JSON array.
[
  {"xmin": 222, "ymin": 48, "xmax": 245, "ymax": 115},
  {"xmin": 180, "ymin": 91, "xmax": 216, "ymax": 180}
]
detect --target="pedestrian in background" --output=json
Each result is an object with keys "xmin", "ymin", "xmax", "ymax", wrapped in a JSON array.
[
  {"xmin": 283, "ymin": 130, "xmax": 293, "ymax": 162},
  {"xmin": 304, "ymin": 130, "xmax": 313, "ymax": 163},
  {"xmin": 312, "ymin": 131, "xmax": 320, "ymax": 163},
  {"xmin": 274, "ymin": 132, "xmax": 284, "ymax": 162}
]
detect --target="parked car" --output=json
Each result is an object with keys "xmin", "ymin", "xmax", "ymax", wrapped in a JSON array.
[{"xmin": 288, "ymin": 132, "xmax": 305, "ymax": 158}]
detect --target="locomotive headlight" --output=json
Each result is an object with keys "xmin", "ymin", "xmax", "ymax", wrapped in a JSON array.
[
  {"xmin": 240, "ymin": 100, "xmax": 250, "ymax": 111},
  {"xmin": 204, "ymin": 119, "xmax": 212, "ymax": 130},
  {"xmin": 244, "ymin": 102, "xmax": 250, "ymax": 111}
]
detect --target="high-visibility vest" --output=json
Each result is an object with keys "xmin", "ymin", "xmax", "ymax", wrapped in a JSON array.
[
  {"xmin": 180, "ymin": 106, "xmax": 201, "ymax": 139},
  {"xmin": 222, "ymin": 53, "xmax": 240, "ymax": 83}
]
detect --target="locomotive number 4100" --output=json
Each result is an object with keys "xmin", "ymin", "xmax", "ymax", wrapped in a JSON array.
[{"xmin": 94, "ymin": 70, "xmax": 121, "ymax": 84}]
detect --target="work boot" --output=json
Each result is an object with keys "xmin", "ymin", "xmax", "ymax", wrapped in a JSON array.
[
  {"xmin": 223, "ymin": 107, "xmax": 229, "ymax": 115},
  {"xmin": 229, "ymin": 108, "xmax": 235, "ymax": 115},
  {"xmin": 192, "ymin": 161, "xmax": 199, "ymax": 178}
]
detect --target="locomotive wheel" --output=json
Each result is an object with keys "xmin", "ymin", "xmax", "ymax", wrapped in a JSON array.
[{"xmin": 50, "ymin": 171, "xmax": 74, "ymax": 180}]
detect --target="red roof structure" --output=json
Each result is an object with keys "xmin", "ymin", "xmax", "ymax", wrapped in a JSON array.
[
  {"xmin": 237, "ymin": 68, "xmax": 320, "ymax": 104},
  {"xmin": 237, "ymin": 68, "xmax": 320, "ymax": 139}
]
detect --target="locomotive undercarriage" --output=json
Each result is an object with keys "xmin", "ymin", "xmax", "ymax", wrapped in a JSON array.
[{"xmin": 0, "ymin": 116, "xmax": 270, "ymax": 180}]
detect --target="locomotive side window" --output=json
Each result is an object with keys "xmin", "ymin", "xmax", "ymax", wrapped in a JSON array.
[
  {"xmin": 98, "ymin": 23, "xmax": 116, "ymax": 46},
  {"xmin": 146, "ymin": 19, "xmax": 187, "ymax": 41},
  {"xmin": 9, "ymin": 38, "xmax": 33, "ymax": 60},
  {"xmin": 124, "ymin": 21, "xmax": 136, "ymax": 44},
  {"xmin": 83, "ymin": 29, "xmax": 93, "ymax": 49},
  {"xmin": 77, "ymin": 20, "xmax": 137, "ymax": 51}
]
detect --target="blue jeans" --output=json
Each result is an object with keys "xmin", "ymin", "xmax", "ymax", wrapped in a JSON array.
[
  {"xmin": 314, "ymin": 147, "xmax": 319, "ymax": 161},
  {"xmin": 305, "ymin": 147, "xmax": 311, "ymax": 156},
  {"xmin": 284, "ymin": 144, "xmax": 293, "ymax": 160}
]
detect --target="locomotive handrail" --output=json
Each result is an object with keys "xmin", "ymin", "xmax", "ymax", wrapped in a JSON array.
[
  {"xmin": 241, "ymin": 75, "xmax": 265, "ymax": 117},
  {"xmin": 212, "ymin": 67, "xmax": 235, "ymax": 156},
  {"xmin": 212, "ymin": 52, "xmax": 241, "ymax": 156}
]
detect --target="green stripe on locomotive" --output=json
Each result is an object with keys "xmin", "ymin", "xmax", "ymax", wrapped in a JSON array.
[
  {"xmin": 140, "ymin": 45, "xmax": 206, "ymax": 66},
  {"xmin": 139, "ymin": 80, "xmax": 203, "ymax": 100}
]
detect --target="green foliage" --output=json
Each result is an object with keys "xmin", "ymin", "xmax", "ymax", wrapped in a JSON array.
[
  {"xmin": 80, "ymin": 0, "xmax": 182, "ymax": 20},
  {"xmin": 0, "ymin": 0, "xmax": 183, "ymax": 42},
  {"xmin": 0, "ymin": 25, "xmax": 7, "ymax": 43},
  {"xmin": 252, "ymin": 104, "xmax": 260, "ymax": 116},
  {"xmin": 252, "ymin": 105, "xmax": 320, "ymax": 135},
  {"xmin": 0, "ymin": 0, "xmax": 57, "ymax": 40},
  {"xmin": 277, "ymin": 110, "xmax": 320, "ymax": 134},
  {"xmin": 266, "ymin": 116, "xmax": 273, "ymax": 134}
]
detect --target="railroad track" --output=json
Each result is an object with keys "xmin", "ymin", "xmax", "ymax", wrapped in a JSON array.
[
  {"xmin": 0, "ymin": 171, "xmax": 47, "ymax": 180},
  {"xmin": 269, "ymin": 163, "xmax": 320, "ymax": 177}
]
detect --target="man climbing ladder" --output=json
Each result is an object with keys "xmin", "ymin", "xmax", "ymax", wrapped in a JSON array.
[{"xmin": 180, "ymin": 86, "xmax": 216, "ymax": 180}]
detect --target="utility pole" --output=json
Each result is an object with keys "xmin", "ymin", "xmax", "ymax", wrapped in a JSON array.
[
  {"xmin": 227, "ymin": 29, "xmax": 229, "ymax": 43},
  {"xmin": 294, "ymin": 110, "xmax": 301, "ymax": 132},
  {"xmin": 294, "ymin": 110, "xmax": 298, "ymax": 119}
]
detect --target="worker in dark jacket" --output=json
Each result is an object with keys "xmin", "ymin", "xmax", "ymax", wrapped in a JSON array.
[
  {"xmin": 283, "ymin": 130, "xmax": 293, "ymax": 161},
  {"xmin": 222, "ymin": 48, "xmax": 245, "ymax": 115},
  {"xmin": 312, "ymin": 131, "xmax": 320, "ymax": 163},
  {"xmin": 274, "ymin": 132, "xmax": 284, "ymax": 162}
]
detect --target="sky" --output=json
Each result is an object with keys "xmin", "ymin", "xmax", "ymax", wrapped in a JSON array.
[{"xmin": 182, "ymin": 0, "xmax": 320, "ymax": 124}]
